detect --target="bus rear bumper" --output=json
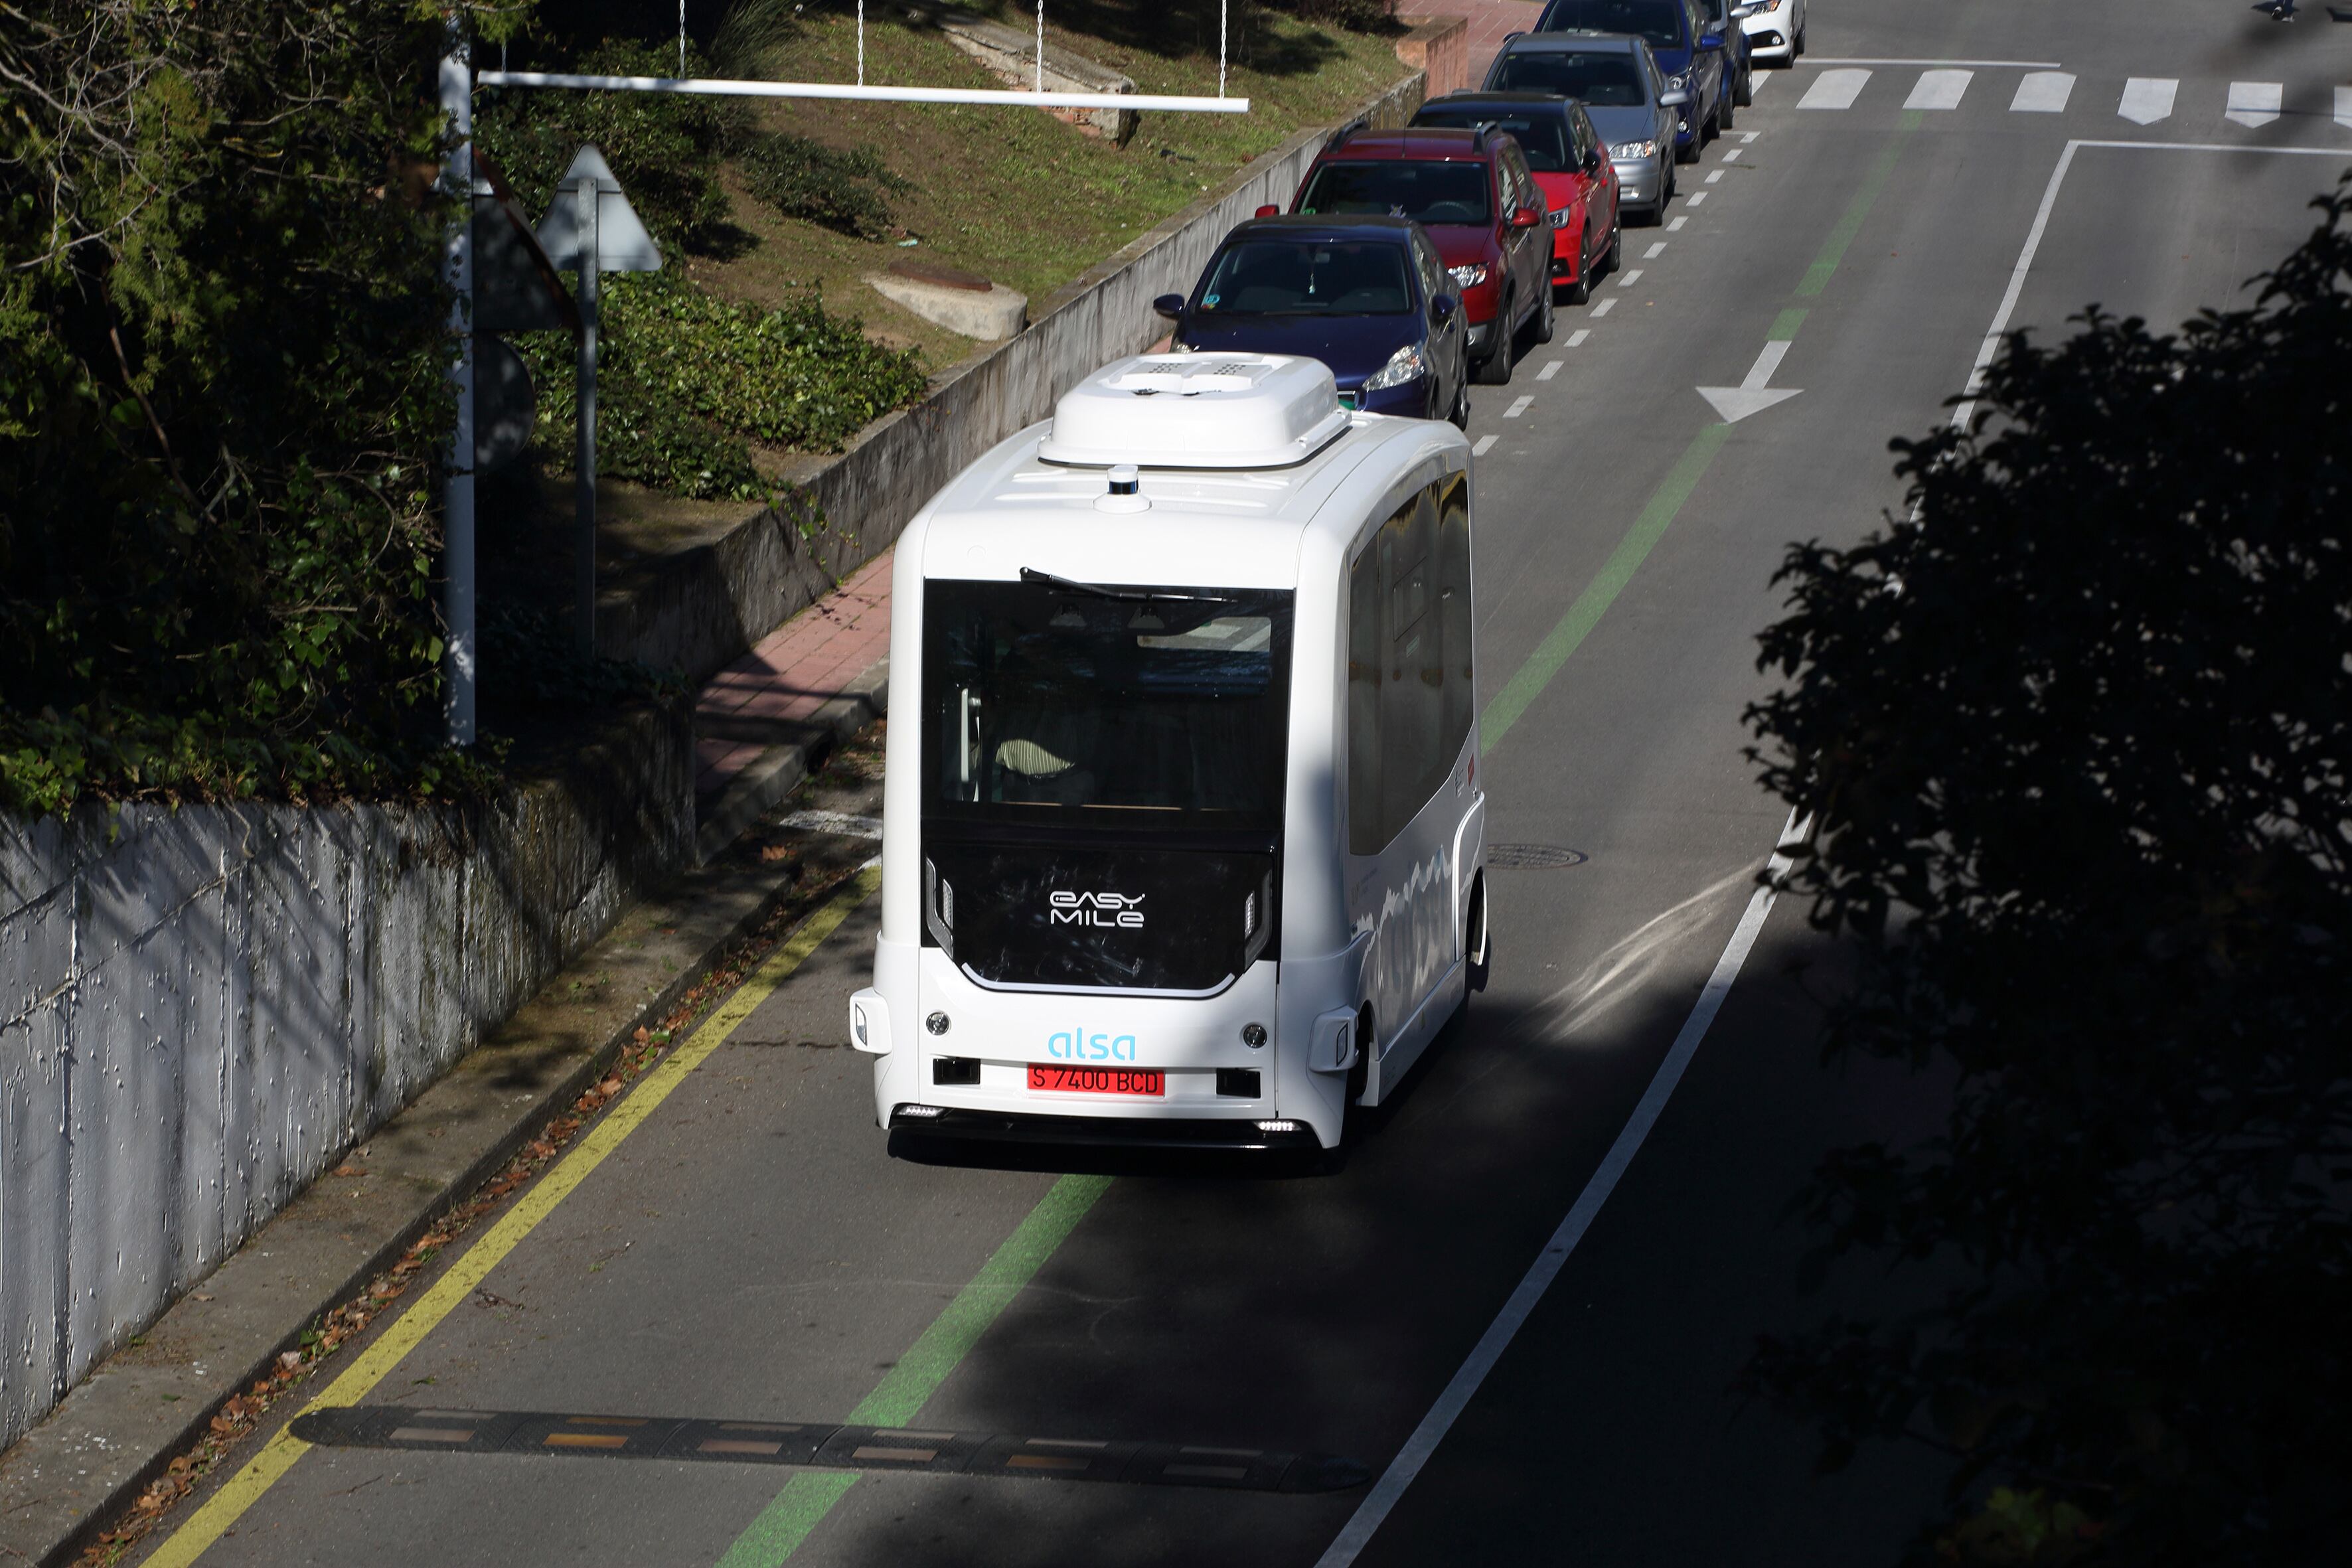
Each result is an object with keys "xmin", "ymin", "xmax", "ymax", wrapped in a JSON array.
[{"xmin": 888, "ymin": 1105, "xmax": 1325, "ymax": 1151}]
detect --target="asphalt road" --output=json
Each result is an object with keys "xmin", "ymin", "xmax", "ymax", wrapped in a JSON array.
[{"xmin": 133, "ymin": 3, "xmax": 2350, "ymax": 1565}]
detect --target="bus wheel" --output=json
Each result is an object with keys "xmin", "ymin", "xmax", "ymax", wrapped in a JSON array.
[{"xmin": 1466, "ymin": 873, "xmax": 1491, "ymax": 993}]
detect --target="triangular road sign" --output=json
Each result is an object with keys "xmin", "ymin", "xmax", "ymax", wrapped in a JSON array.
[
  {"xmin": 1695, "ymin": 385, "xmax": 1802, "ymax": 424},
  {"xmin": 535, "ymin": 145, "xmax": 663, "ymax": 273}
]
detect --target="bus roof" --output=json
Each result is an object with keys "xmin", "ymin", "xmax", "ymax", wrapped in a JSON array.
[{"xmin": 910, "ymin": 354, "xmax": 1470, "ymax": 591}]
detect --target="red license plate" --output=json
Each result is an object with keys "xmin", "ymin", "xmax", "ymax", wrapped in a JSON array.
[{"xmin": 1028, "ymin": 1065, "xmax": 1164, "ymax": 1097}]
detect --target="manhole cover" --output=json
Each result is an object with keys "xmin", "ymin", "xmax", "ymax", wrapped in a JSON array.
[
  {"xmin": 1486, "ymin": 844, "xmax": 1587, "ymax": 869},
  {"xmin": 888, "ymin": 257, "xmax": 992, "ymax": 292}
]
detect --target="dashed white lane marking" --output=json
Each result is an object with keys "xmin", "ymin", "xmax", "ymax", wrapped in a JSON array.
[
  {"xmin": 1720, "ymin": 148, "xmax": 1743, "ymax": 163},
  {"xmin": 1747, "ymin": 72, "xmax": 1768, "ymax": 98},
  {"xmin": 1685, "ymin": 191, "xmax": 1709, "ymax": 206},
  {"xmin": 1804, "ymin": 56, "xmax": 2059, "ymax": 67},
  {"xmin": 1566, "ymin": 328, "xmax": 1590, "ymax": 347},
  {"xmin": 1705, "ymin": 170, "xmax": 1725, "ymax": 184},
  {"xmin": 2119, "ymin": 77, "xmax": 2175, "ymax": 125},
  {"xmin": 1504, "ymin": 395, "xmax": 1534, "ymax": 418},
  {"xmin": 1472, "ymin": 434, "xmax": 1497, "ymax": 456},
  {"xmin": 1615, "ymin": 269, "xmax": 1642, "ymax": 286},
  {"xmin": 1799, "ymin": 68, "xmax": 1871, "ymax": 111},
  {"xmin": 2010, "ymin": 70, "xmax": 2073, "ymax": 112},
  {"xmin": 1666, "ymin": 216, "xmax": 1687, "ymax": 232},
  {"xmin": 1590, "ymin": 296, "xmax": 1617, "ymax": 316},
  {"xmin": 2225, "ymin": 82, "xmax": 2282, "ymax": 129},
  {"xmin": 1643, "ymin": 242, "xmax": 1666, "ymax": 259},
  {"xmin": 1738, "ymin": 130, "xmax": 1759, "ymax": 144},
  {"xmin": 2339, "ymin": 86, "xmax": 2352, "ymax": 131},
  {"xmin": 1904, "ymin": 68, "xmax": 1973, "ymax": 111},
  {"xmin": 1536, "ymin": 360, "xmax": 1561, "ymax": 381}
]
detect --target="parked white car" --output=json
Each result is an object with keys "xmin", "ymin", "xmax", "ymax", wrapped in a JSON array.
[{"xmin": 1740, "ymin": 0, "xmax": 1805, "ymax": 64}]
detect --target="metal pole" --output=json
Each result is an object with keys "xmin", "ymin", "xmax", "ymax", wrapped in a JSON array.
[
  {"xmin": 441, "ymin": 21, "xmax": 477, "ymax": 746},
  {"xmin": 574, "ymin": 174, "xmax": 599, "ymax": 661}
]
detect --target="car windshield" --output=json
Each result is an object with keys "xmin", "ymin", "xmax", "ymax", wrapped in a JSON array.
[
  {"xmin": 1413, "ymin": 111, "xmax": 1571, "ymax": 171},
  {"xmin": 1195, "ymin": 240, "xmax": 1415, "ymax": 315},
  {"xmin": 1534, "ymin": 0, "xmax": 1685, "ymax": 50},
  {"xmin": 1298, "ymin": 161, "xmax": 1492, "ymax": 226},
  {"xmin": 1490, "ymin": 51, "xmax": 1648, "ymax": 107},
  {"xmin": 923, "ymin": 580, "xmax": 1293, "ymax": 832}
]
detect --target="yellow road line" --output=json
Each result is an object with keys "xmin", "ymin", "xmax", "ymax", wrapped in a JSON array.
[{"xmin": 141, "ymin": 866, "xmax": 884, "ymax": 1568}]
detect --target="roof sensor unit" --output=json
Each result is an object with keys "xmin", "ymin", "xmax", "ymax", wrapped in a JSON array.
[{"xmin": 1040, "ymin": 353, "xmax": 1351, "ymax": 471}]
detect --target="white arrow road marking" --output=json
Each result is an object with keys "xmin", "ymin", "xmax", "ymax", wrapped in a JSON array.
[
  {"xmin": 2010, "ymin": 71, "xmax": 2073, "ymax": 113},
  {"xmin": 2226, "ymin": 82, "xmax": 2282, "ymax": 129},
  {"xmin": 1905, "ymin": 69, "xmax": 1973, "ymax": 110},
  {"xmin": 1472, "ymin": 434, "xmax": 1497, "ymax": 456},
  {"xmin": 2339, "ymin": 86, "xmax": 2352, "ymax": 130},
  {"xmin": 1505, "ymin": 395, "xmax": 1534, "ymax": 418},
  {"xmin": 1799, "ymin": 68, "xmax": 1871, "ymax": 110},
  {"xmin": 2119, "ymin": 77, "xmax": 2175, "ymax": 125},
  {"xmin": 1696, "ymin": 339, "xmax": 1802, "ymax": 424}
]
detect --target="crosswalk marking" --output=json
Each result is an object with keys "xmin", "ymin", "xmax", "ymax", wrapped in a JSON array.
[
  {"xmin": 2225, "ymin": 81, "xmax": 2282, "ymax": 129},
  {"xmin": 2118, "ymin": 77, "xmax": 2175, "ymax": 125},
  {"xmin": 2010, "ymin": 71, "xmax": 2074, "ymax": 113},
  {"xmin": 1798, "ymin": 68, "xmax": 1871, "ymax": 111},
  {"xmin": 1904, "ymin": 69, "xmax": 1972, "ymax": 110}
]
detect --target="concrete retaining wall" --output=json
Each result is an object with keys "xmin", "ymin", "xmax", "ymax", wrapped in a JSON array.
[
  {"xmin": 0, "ymin": 706, "xmax": 692, "ymax": 1450},
  {"xmin": 598, "ymin": 67, "xmax": 1435, "ymax": 683}
]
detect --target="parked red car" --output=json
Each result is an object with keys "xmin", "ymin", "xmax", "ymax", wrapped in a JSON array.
[
  {"xmin": 1411, "ymin": 92, "xmax": 1623, "ymax": 304},
  {"xmin": 1273, "ymin": 124, "xmax": 1553, "ymax": 385}
]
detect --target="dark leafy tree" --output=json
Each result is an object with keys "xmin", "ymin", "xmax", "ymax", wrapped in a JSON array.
[{"xmin": 1743, "ymin": 181, "xmax": 2351, "ymax": 1565}]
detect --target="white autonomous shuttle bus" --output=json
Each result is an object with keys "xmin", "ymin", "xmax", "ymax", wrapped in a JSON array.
[{"xmin": 850, "ymin": 353, "xmax": 1486, "ymax": 1153}]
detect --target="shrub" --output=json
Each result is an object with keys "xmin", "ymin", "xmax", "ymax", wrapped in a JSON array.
[{"xmin": 737, "ymin": 133, "xmax": 912, "ymax": 239}]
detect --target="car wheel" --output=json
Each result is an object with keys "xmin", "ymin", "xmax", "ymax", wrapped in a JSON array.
[
  {"xmin": 1529, "ymin": 279, "xmax": 1557, "ymax": 343},
  {"xmin": 1559, "ymin": 272, "xmax": 1589, "ymax": 306},
  {"xmin": 1736, "ymin": 64, "xmax": 1753, "ymax": 108},
  {"xmin": 1720, "ymin": 90, "xmax": 1736, "ymax": 129},
  {"xmin": 1474, "ymin": 295, "xmax": 1515, "ymax": 384},
  {"xmin": 1796, "ymin": 15, "xmax": 1806, "ymax": 55},
  {"xmin": 1466, "ymin": 872, "xmax": 1490, "ymax": 994},
  {"xmin": 1450, "ymin": 376, "xmax": 1470, "ymax": 429},
  {"xmin": 1602, "ymin": 220, "xmax": 1622, "ymax": 274}
]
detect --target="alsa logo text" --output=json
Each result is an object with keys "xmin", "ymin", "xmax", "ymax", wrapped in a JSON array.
[
  {"xmin": 1049, "ymin": 1027, "xmax": 1139, "ymax": 1061},
  {"xmin": 1049, "ymin": 890, "xmax": 1144, "ymax": 929}
]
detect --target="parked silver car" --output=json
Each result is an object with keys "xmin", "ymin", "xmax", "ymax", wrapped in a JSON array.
[{"xmin": 1482, "ymin": 31, "xmax": 1689, "ymax": 226}]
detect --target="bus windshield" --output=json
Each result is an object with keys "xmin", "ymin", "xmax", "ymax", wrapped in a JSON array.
[{"xmin": 923, "ymin": 578, "xmax": 1293, "ymax": 834}]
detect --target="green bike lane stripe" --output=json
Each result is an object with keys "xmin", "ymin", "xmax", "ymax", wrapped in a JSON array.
[{"xmin": 712, "ymin": 114, "xmax": 1930, "ymax": 1568}]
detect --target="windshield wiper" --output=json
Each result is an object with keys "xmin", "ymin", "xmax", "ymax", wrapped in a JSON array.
[{"xmin": 1020, "ymin": 567, "xmax": 1235, "ymax": 605}]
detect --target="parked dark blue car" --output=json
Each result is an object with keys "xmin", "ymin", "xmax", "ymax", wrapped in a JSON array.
[
  {"xmin": 1154, "ymin": 215, "xmax": 1470, "ymax": 426},
  {"xmin": 1532, "ymin": 0, "xmax": 1735, "ymax": 161}
]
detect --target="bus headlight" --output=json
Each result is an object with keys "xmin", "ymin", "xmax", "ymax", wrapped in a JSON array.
[{"xmin": 1360, "ymin": 344, "xmax": 1427, "ymax": 392}]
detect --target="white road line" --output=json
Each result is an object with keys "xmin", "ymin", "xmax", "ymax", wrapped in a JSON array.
[
  {"xmin": 1537, "ymin": 360, "xmax": 1562, "ymax": 381},
  {"xmin": 1312, "ymin": 813, "xmax": 1806, "ymax": 1568},
  {"xmin": 2009, "ymin": 70, "xmax": 2073, "ymax": 113},
  {"xmin": 1591, "ymin": 296, "xmax": 1617, "ymax": 316},
  {"xmin": 1685, "ymin": 191, "xmax": 1709, "ymax": 206},
  {"xmin": 2118, "ymin": 77, "xmax": 2175, "ymax": 125},
  {"xmin": 1666, "ymin": 216, "xmax": 1688, "ymax": 232},
  {"xmin": 1504, "ymin": 395, "xmax": 1534, "ymax": 418},
  {"xmin": 1720, "ymin": 148, "xmax": 1743, "ymax": 163},
  {"xmin": 1798, "ymin": 67, "xmax": 1870, "ymax": 110},
  {"xmin": 1803, "ymin": 56, "xmax": 2061, "ymax": 67},
  {"xmin": 1904, "ymin": 68, "xmax": 1972, "ymax": 111},
  {"xmin": 1738, "ymin": 130, "xmax": 1759, "ymax": 143},
  {"xmin": 2225, "ymin": 81, "xmax": 2282, "ymax": 129},
  {"xmin": 1747, "ymin": 72, "xmax": 1768, "ymax": 98},
  {"xmin": 1704, "ymin": 169, "xmax": 1724, "ymax": 183},
  {"xmin": 1566, "ymin": 328, "xmax": 1590, "ymax": 346},
  {"xmin": 1471, "ymin": 434, "xmax": 1497, "ymax": 456},
  {"xmin": 2339, "ymin": 86, "xmax": 2352, "ymax": 130},
  {"xmin": 1948, "ymin": 137, "xmax": 2351, "ymax": 430},
  {"xmin": 1741, "ymin": 339, "xmax": 1792, "ymax": 388},
  {"xmin": 1643, "ymin": 242, "xmax": 1667, "ymax": 259},
  {"xmin": 1616, "ymin": 269, "xmax": 1642, "ymax": 285}
]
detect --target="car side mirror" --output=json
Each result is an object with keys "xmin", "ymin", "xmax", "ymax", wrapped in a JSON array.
[
  {"xmin": 1431, "ymin": 293, "xmax": 1458, "ymax": 321},
  {"xmin": 1658, "ymin": 88, "xmax": 1689, "ymax": 108},
  {"xmin": 1255, "ymin": 203, "xmax": 1280, "ymax": 218},
  {"xmin": 1699, "ymin": 29, "xmax": 1725, "ymax": 48},
  {"xmin": 1152, "ymin": 293, "xmax": 1184, "ymax": 319},
  {"xmin": 1508, "ymin": 205, "xmax": 1542, "ymax": 230},
  {"xmin": 1731, "ymin": 3, "xmax": 1759, "ymax": 16},
  {"xmin": 1584, "ymin": 149, "xmax": 1604, "ymax": 175}
]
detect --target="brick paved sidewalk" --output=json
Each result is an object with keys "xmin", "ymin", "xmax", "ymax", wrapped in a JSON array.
[
  {"xmin": 1415, "ymin": 0, "xmax": 1544, "ymax": 80},
  {"xmin": 694, "ymin": 551, "xmax": 893, "ymax": 811}
]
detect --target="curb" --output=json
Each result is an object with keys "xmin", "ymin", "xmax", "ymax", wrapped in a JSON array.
[{"xmin": 0, "ymin": 667, "xmax": 890, "ymax": 1568}]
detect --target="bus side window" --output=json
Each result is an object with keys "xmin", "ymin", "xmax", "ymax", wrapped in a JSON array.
[
  {"xmin": 1383, "ymin": 485, "xmax": 1448, "ymax": 840},
  {"xmin": 1347, "ymin": 539, "xmax": 1383, "ymax": 854},
  {"xmin": 1439, "ymin": 474, "xmax": 1473, "ymax": 761}
]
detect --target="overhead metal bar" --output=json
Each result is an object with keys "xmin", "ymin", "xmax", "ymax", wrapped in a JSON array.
[{"xmin": 475, "ymin": 70, "xmax": 1249, "ymax": 114}]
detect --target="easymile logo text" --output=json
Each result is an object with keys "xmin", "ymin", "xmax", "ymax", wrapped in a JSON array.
[{"xmin": 1048, "ymin": 890, "xmax": 1145, "ymax": 929}]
